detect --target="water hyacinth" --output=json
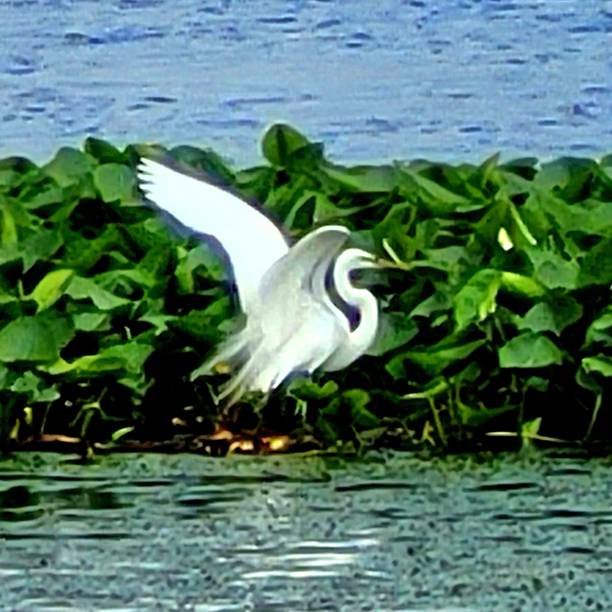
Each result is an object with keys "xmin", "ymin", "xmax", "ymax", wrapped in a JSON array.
[{"xmin": 0, "ymin": 124, "xmax": 610, "ymax": 453}]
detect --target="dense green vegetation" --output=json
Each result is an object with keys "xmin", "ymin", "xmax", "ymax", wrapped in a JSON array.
[{"xmin": 0, "ymin": 124, "xmax": 610, "ymax": 454}]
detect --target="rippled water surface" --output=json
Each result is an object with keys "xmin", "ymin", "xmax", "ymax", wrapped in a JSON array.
[
  {"xmin": 1, "ymin": 0, "xmax": 611, "ymax": 166},
  {"xmin": 1, "ymin": 451, "xmax": 612, "ymax": 610}
]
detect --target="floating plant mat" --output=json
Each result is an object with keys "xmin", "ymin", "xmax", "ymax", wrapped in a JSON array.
[{"xmin": 0, "ymin": 125, "xmax": 610, "ymax": 454}]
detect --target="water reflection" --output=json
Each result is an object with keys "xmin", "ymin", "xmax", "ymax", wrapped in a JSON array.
[{"xmin": 0, "ymin": 452, "xmax": 611, "ymax": 609}]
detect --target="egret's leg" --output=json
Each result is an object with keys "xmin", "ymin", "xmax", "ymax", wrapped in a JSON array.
[
  {"xmin": 205, "ymin": 382, "xmax": 221, "ymax": 406},
  {"xmin": 254, "ymin": 390, "xmax": 271, "ymax": 413}
]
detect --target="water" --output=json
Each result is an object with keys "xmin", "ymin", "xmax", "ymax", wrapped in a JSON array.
[
  {"xmin": 1, "ymin": 451, "xmax": 612, "ymax": 610},
  {"xmin": 1, "ymin": 0, "xmax": 610, "ymax": 167}
]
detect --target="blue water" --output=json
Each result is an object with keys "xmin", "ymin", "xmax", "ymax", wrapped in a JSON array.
[{"xmin": 1, "ymin": 0, "xmax": 610, "ymax": 167}]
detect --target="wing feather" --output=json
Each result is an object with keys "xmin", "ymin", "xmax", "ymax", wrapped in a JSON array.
[
  {"xmin": 137, "ymin": 157, "xmax": 289, "ymax": 314},
  {"xmin": 256, "ymin": 225, "xmax": 350, "ymax": 354}
]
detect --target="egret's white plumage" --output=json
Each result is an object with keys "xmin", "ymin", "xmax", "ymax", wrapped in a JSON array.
[
  {"xmin": 138, "ymin": 158, "xmax": 288, "ymax": 314},
  {"xmin": 137, "ymin": 157, "xmax": 386, "ymax": 404}
]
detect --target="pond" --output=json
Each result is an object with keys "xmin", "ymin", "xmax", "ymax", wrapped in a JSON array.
[
  {"xmin": 1, "ymin": 451, "xmax": 611, "ymax": 609},
  {"xmin": 1, "ymin": 0, "xmax": 610, "ymax": 166}
]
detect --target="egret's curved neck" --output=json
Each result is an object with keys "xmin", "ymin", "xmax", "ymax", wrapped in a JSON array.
[{"xmin": 324, "ymin": 250, "xmax": 379, "ymax": 370}]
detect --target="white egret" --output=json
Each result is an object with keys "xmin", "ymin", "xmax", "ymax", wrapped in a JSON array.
[{"xmin": 137, "ymin": 157, "xmax": 396, "ymax": 405}]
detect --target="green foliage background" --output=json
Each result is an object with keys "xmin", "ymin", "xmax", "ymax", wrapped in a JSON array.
[{"xmin": 0, "ymin": 124, "xmax": 610, "ymax": 451}]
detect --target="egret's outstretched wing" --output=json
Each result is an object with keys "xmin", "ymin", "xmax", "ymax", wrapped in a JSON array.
[{"xmin": 137, "ymin": 157, "xmax": 289, "ymax": 313}]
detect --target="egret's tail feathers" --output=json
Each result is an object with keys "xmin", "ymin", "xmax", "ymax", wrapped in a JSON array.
[
  {"xmin": 191, "ymin": 329, "xmax": 297, "ymax": 407},
  {"xmin": 216, "ymin": 343, "xmax": 268, "ymax": 405},
  {"xmin": 188, "ymin": 330, "xmax": 273, "ymax": 406},
  {"xmin": 189, "ymin": 334, "xmax": 250, "ymax": 382}
]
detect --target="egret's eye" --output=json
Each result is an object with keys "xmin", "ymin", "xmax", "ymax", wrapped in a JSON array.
[{"xmin": 349, "ymin": 269, "xmax": 364, "ymax": 283}]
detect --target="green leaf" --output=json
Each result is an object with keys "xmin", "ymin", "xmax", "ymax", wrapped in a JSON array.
[
  {"xmin": 73, "ymin": 312, "xmax": 112, "ymax": 332},
  {"xmin": 98, "ymin": 341, "xmax": 154, "ymax": 374},
  {"xmin": 138, "ymin": 312, "xmax": 176, "ymax": 334},
  {"xmin": 581, "ymin": 356, "xmax": 612, "ymax": 378},
  {"xmin": 454, "ymin": 269, "xmax": 502, "ymax": 330},
  {"xmin": 115, "ymin": 346, "xmax": 155, "ymax": 377},
  {"xmin": 578, "ymin": 238, "xmax": 612, "ymax": 288},
  {"xmin": 93, "ymin": 163, "xmax": 136, "ymax": 203},
  {"xmin": 169, "ymin": 308, "xmax": 227, "ymax": 343},
  {"xmin": 27, "ymin": 269, "xmax": 75, "ymax": 312},
  {"xmin": 523, "ymin": 188, "xmax": 612, "ymax": 241},
  {"xmin": 399, "ymin": 167, "xmax": 470, "ymax": 213},
  {"xmin": 0, "ymin": 289, "xmax": 18, "ymax": 309},
  {"xmin": 175, "ymin": 244, "xmax": 225, "ymax": 293},
  {"xmin": 95, "ymin": 267, "xmax": 155, "ymax": 293},
  {"xmin": 521, "ymin": 417, "xmax": 542, "ymax": 445},
  {"xmin": 138, "ymin": 243, "xmax": 172, "ymax": 280},
  {"xmin": 322, "ymin": 388, "xmax": 378, "ymax": 432},
  {"xmin": 0, "ymin": 314, "xmax": 74, "ymax": 363},
  {"xmin": 517, "ymin": 297, "xmax": 583, "ymax": 336},
  {"xmin": 43, "ymin": 147, "xmax": 93, "ymax": 187},
  {"xmin": 410, "ymin": 291, "xmax": 451, "ymax": 318},
  {"xmin": 235, "ymin": 165, "xmax": 275, "ymax": 203},
  {"xmin": 46, "ymin": 342, "xmax": 153, "ymax": 376},
  {"xmin": 535, "ymin": 157, "xmax": 596, "ymax": 200},
  {"xmin": 366, "ymin": 312, "xmax": 418, "ymax": 356},
  {"xmin": 507, "ymin": 202, "xmax": 538, "ymax": 247},
  {"xmin": 62, "ymin": 225, "xmax": 125, "ymax": 272},
  {"xmin": 345, "ymin": 389, "xmax": 379, "ymax": 430},
  {"xmin": 66, "ymin": 276, "xmax": 131, "ymax": 310},
  {"xmin": 500, "ymin": 271, "xmax": 547, "ymax": 299},
  {"xmin": 498, "ymin": 333, "xmax": 563, "ymax": 368},
  {"xmin": 458, "ymin": 402, "xmax": 516, "ymax": 427},
  {"xmin": 261, "ymin": 123, "xmax": 311, "ymax": 167},
  {"xmin": 525, "ymin": 376, "xmax": 549, "ymax": 393},
  {"xmin": 45, "ymin": 354, "xmax": 123, "ymax": 376},
  {"xmin": 474, "ymin": 152, "xmax": 501, "ymax": 189},
  {"xmin": 84, "ymin": 138, "xmax": 127, "ymax": 164},
  {"xmin": 314, "ymin": 414, "xmax": 340, "ymax": 444},
  {"xmin": 527, "ymin": 247, "xmax": 580, "ymax": 290},
  {"xmin": 585, "ymin": 307, "xmax": 612, "ymax": 348},
  {"xmin": 21, "ymin": 229, "xmax": 64, "ymax": 272},
  {"xmin": 21, "ymin": 183, "xmax": 64, "ymax": 211},
  {"xmin": 287, "ymin": 379, "xmax": 339, "ymax": 401},
  {"xmin": 0, "ymin": 156, "xmax": 37, "ymax": 188},
  {"xmin": 423, "ymin": 246, "xmax": 475, "ymax": 274},
  {"xmin": 110, "ymin": 426, "xmax": 135, "ymax": 442},
  {"xmin": 10, "ymin": 371, "xmax": 60, "ymax": 403},
  {"xmin": 386, "ymin": 338, "xmax": 486, "ymax": 378},
  {"xmin": 1, "ymin": 207, "xmax": 18, "ymax": 246},
  {"xmin": 321, "ymin": 163, "xmax": 399, "ymax": 193}
]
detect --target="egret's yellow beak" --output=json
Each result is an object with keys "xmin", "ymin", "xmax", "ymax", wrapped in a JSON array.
[{"xmin": 373, "ymin": 257, "xmax": 412, "ymax": 271}]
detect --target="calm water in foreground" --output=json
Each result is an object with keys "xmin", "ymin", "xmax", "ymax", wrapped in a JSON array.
[{"xmin": 1, "ymin": 451, "xmax": 611, "ymax": 610}]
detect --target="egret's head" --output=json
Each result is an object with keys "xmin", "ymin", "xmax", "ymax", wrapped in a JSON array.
[
  {"xmin": 343, "ymin": 248, "xmax": 378, "ymax": 270},
  {"xmin": 338, "ymin": 248, "xmax": 405, "ymax": 290},
  {"xmin": 341, "ymin": 248, "xmax": 406, "ymax": 272}
]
